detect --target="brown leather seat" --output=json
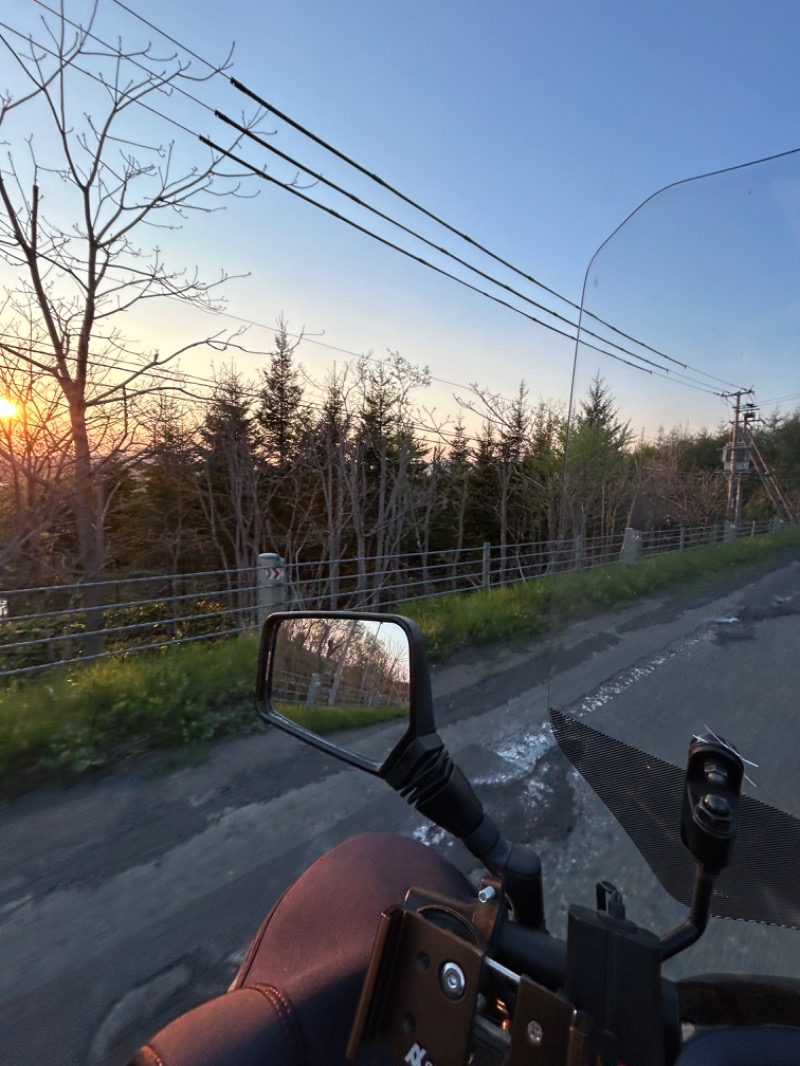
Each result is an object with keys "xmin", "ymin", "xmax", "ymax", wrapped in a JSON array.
[{"xmin": 130, "ymin": 834, "xmax": 474, "ymax": 1066}]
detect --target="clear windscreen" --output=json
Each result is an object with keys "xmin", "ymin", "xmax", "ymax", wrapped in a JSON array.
[{"xmin": 547, "ymin": 149, "xmax": 800, "ymax": 978}]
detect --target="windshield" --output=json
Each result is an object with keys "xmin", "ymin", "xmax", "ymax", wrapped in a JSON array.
[{"xmin": 547, "ymin": 148, "xmax": 800, "ymax": 978}]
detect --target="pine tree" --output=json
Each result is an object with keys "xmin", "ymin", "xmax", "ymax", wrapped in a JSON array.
[{"xmin": 256, "ymin": 318, "xmax": 305, "ymax": 467}]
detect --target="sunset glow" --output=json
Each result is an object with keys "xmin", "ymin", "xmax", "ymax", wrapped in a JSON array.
[{"xmin": 0, "ymin": 398, "xmax": 17, "ymax": 418}]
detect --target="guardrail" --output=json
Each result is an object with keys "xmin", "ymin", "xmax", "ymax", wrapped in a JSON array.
[{"xmin": 0, "ymin": 518, "xmax": 786, "ymax": 680}]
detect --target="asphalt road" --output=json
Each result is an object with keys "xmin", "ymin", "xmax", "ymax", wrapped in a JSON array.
[{"xmin": 3, "ymin": 548, "xmax": 800, "ymax": 1064}]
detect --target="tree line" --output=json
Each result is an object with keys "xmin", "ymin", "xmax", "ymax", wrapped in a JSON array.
[{"xmin": 3, "ymin": 319, "xmax": 800, "ymax": 605}]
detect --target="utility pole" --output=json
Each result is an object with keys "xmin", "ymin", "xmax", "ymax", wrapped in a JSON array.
[
  {"xmin": 723, "ymin": 389, "xmax": 753, "ymax": 527},
  {"xmin": 742, "ymin": 403, "xmax": 796, "ymax": 524},
  {"xmin": 722, "ymin": 391, "xmax": 796, "ymax": 527}
]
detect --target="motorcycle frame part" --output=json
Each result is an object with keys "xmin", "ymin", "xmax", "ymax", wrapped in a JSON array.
[
  {"xmin": 661, "ymin": 735, "xmax": 745, "ymax": 961},
  {"xmin": 403, "ymin": 872, "xmax": 506, "ymax": 949},
  {"xmin": 347, "ymin": 906, "xmax": 483, "ymax": 1066},
  {"xmin": 384, "ymin": 734, "xmax": 545, "ymax": 929},
  {"xmin": 348, "ymin": 904, "xmax": 590, "ymax": 1066},
  {"xmin": 659, "ymin": 865, "xmax": 715, "ymax": 962},
  {"xmin": 680, "ymin": 735, "xmax": 744, "ymax": 875},
  {"xmin": 256, "ymin": 611, "xmax": 436, "ymax": 775},
  {"xmin": 506, "ymin": 974, "xmax": 591, "ymax": 1066},
  {"xmin": 565, "ymin": 903, "xmax": 675, "ymax": 1066}
]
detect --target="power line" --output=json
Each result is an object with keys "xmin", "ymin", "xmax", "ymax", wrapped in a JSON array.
[
  {"xmin": 4, "ymin": 6, "xmax": 734, "ymax": 401},
  {"xmin": 20, "ymin": 5, "xmax": 664, "ymax": 377},
  {"xmin": 108, "ymin": 0, "xmax": 732, "ymax": 385},
  {"xmin": 203, "ymin": 135, "xmax": 734, "ymax": 398}
]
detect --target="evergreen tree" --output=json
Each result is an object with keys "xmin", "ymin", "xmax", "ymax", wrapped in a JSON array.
[
  {"xmin": 256, "ymin": 318, "xmax": 305, "ymax": 467},
  {"xmin": 198, "ymin": 369, "xmax": 263, "ymax": 572},
  {"xmin": 565, "ymin": 375, "xmax": 634, "ymax": 544}
]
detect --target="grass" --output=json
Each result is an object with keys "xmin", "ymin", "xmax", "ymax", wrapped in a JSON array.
[
  {"xmin": 403, "ymin": 530, "xmax": 800, "ymax": 660},
  {"xmin": 1, "ymin": 529, "xmax": 798, "ymax": 798},
  {"xmin": 0, "ymin": 634, "xmax": 261, "ymax": 797},
  {"xmin": 272, "ymin": 701, "xmax": 407, "ymax": 732}
]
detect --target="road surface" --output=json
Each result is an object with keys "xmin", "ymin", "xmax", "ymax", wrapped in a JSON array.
[{"xmin": 2, "ymin": 547, "xmax": 800, "ymax": 1063}]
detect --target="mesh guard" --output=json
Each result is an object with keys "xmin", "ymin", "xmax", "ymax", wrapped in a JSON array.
[{"xmin": 550, "ymin": 707, "xmax": 800, "ymax": 928}]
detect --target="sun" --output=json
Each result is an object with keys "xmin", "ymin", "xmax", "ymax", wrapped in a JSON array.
[{"xmin": 0, "ymin": 398, "xmax": 17, "ymax": 418}]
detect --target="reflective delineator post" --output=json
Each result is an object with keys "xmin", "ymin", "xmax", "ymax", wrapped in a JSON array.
[
  {"xmin": 258, "ymin": 553, "xmax": 286, "ymax": 628},
  {"xmin": 620, "ymin": 527, "xmax": 641, "ymax": 567}
]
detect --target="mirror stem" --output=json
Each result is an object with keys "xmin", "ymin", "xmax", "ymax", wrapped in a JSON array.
[
  {"xmin": 385, "ymin": 735, "xmax": 546, "ymax": 928},
  {"xmin": 659, "ymin": 865, "xmax": 715, "ymax": 961}
]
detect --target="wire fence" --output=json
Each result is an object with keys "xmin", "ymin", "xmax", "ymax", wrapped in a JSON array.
[{"xmin": 0, "ymin": 518, "xmax": 787, "ymax": 680}]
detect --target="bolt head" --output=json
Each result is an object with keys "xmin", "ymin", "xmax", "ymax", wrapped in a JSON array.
[
  {"xmin": 440, "ymin": 962, "xmax": 466, "ymax": 1001},
  {"xmin": 527, "ymin": 1020, "xmax": 544, "ymax": 1046},
  {"xmin": 696, "ymin": 792, "xmax": 734, "ymax": 833}
]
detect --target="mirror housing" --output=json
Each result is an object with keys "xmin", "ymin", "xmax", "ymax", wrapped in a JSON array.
[{"xmin": 256, "ymin": 611, "xmax": 437, "ymax": 775}]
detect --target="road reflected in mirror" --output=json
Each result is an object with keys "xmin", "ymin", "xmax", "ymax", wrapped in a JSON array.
[{"xmin": 269, "ymin": 616, "xmax": 411, "ymax": 760}]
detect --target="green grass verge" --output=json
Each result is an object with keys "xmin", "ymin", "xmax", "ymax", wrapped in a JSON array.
[
  {"xmin": 404, "ymin": 530, "xmax": 800, "ymax": 660},
  {"xmin": 272, "ymin": 702, "xmax": 407, "ymax": 732},
  {"xmin": 1, "ymin": 530, "xmax": 798, "ymax": 798},
  {"xmin": 0, "ymin": 634, "xmax": 261, "ymax": 796}
]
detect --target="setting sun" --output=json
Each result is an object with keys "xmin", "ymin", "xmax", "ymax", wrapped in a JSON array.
[{"xmin": 0, "ymin": 398, "xmax": 17, "ymax": 418}]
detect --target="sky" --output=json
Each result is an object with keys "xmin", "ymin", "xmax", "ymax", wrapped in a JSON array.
[{"xmin": 2, "ymin": 0, "xmax": 800, "ymax": 443}]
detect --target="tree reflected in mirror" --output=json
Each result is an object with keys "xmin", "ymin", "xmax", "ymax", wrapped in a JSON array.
[{"xmin": 269, "ymin": 617, "xmax": 411, "ymax": 760}]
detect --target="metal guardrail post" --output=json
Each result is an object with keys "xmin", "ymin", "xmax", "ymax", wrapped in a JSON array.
[{"xmin": 258, "ymin": 553, "xmax": 286, "ymax": 628}]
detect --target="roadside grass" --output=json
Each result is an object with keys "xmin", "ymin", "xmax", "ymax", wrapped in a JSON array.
[
  {"xmin": 272, "ymin": 701, "xmax": 407, "ymax": 732},
  {"xmin": 404, "ymin": 530, "xmax": 800, "ymax": 660},
  {"xmin": 0, "ymin": 634, "xmax": 261, "ymax": 796},
  {"xmin": 1, "ymin": 530, "xmax": 798, "ymax": 797}
]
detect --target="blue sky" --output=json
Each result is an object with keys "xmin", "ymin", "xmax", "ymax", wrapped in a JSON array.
[{"xmin": 2, "ymin": 0, "xmax": 800, "ymax": 439}]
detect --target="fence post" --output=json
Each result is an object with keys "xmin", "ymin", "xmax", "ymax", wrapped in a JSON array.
[
  {"xmin": 258, "ymin": 553, "xmax": 286, "ymax": 628},
  {"xmin": 679, "ymin": 527, "xmax": 686, "ymax": 551},
  {"xmin": 572, "ymin": 534, "xmax": 586, "ymax": 570},
  {"xmin": 620, "ymin": 527, "xmax": 641, "ymax": 567},
  {"xmin": 482, "ymin": 542, "xmax": 491, "ymax": 589}
]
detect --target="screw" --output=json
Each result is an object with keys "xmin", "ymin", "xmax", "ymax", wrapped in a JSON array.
[
  {"xmin": 440, "ymin": 962, "xmax": 467, "ymax": 1000},
  {"xmin": 478, "ymin": 886, "xmax": 496, "ymax": 904},
  {"xmin": 527, "ymin": 1020, "xmax": 544, "ymax": 1046}
]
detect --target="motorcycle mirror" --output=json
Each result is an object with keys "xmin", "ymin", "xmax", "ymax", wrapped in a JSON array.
[{"xmin": 256, "ymin": 611, "xmax": 437, "ymax": 775}]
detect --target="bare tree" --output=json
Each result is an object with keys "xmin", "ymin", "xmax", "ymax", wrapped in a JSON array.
[
  {"xmin": 0, "ymin": 2, "xmax": 258, "ymax": 646},
  {"xmin": 0, "ymin": 354, "xmax": 71, "ymax": 586}
]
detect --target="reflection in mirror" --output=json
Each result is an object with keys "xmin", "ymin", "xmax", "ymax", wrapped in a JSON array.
[{"xmin": 269, "ymin": 617, "xmax": 411, "ymax": 761}]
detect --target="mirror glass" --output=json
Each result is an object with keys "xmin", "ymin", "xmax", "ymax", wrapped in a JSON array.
[{"xmin": 268, "ymin": 616, "xmax": 411, "ymax": 762}]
